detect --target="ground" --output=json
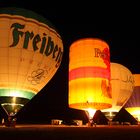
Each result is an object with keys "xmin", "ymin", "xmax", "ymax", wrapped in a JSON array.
[{"xmin": 0, "ymin": 124, "xmax": 140, "ymax": 140}]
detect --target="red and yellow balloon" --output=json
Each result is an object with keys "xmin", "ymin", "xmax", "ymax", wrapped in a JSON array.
[{"xmin": 69, "ymin": 38, "xmax": 112, "ymax": 119}]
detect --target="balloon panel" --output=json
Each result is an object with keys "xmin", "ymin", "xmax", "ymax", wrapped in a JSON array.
[
  {"xmin": 69, "ymin": 38, "xmax": 112, "ymax": 111},
  {"xmin": 69, "ymin": 38, "xmax": 110, "ymax": 70},
  {"xmin": 0, "ymin": 8, "xmax": 63, "ymax": 115},
  {"xmin": 69, "ymin": 78, "xmax": 112, "ymax": 110}
]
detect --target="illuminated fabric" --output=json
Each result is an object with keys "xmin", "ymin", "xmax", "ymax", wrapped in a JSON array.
[
  {"xmin": 0, "ymin": 7, "xmax": 63, "ymax": 115},
  {"xmin": 69, "ymin": 38, "xmax": 112, "ymax": 111},
  {"xmin": 102, "ymin": 63, "xmax": 134, "ymax": 120}
]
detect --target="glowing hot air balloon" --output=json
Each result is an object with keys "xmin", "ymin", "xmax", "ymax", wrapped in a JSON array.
[
  {"xmin": 69, "ymin": 38, "xmax": 112, "ymax": 122},
  {"xmin": 102, "ymin": 63, "xmax": 134, "ymax": 121},
  {"xmin": 125, "ymin": 74, "xmax": 140, "ymax": 122},
  {"xmin": 0, "ymin": 8, "xmax": 63, "ymax": 123}
]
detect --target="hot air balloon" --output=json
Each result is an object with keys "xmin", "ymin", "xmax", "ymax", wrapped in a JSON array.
[
  {"xmin": 0, "ymin": 7, "xmax": 63, "ymax": 125},
  {"xmin": 125, "ymin": 74, "xmax": 140, "ymax": 122},
  {"xmin": 102, "ymin": 63, "xmax": 134, "ymax": 121},
  {"xmin": 68, "ymin": 38, "xmax": 112, "ymax": 123}
]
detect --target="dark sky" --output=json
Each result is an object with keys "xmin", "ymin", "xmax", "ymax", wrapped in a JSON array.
[{"xmin": 0, "ymin": 1, "xmax": 139, "ymax": 123}]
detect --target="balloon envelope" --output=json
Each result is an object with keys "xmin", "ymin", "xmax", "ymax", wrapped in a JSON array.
[
  {"xmin": 102, "ymin": 63, "xmax": 134, "ymax": 120},
  {"xmin": 69, "ymin": 38, "xmax": 112, "ymax": 119},
  {"xmin": 0, "ymin": 8, "xmax": 63, "ymax": 116}
]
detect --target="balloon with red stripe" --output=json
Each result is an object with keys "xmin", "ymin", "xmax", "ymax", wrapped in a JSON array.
[{"xmin": 69, "ymin": 38, "xmax": 112, "ymax": 119}]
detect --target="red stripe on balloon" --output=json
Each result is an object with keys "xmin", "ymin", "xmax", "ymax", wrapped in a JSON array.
[{"xmin": 69, "ymin": 67, "xmax": 110, "ymax": 81}]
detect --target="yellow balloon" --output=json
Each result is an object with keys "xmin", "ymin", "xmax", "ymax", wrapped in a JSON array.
[{"xmin": 0, "ymin": 8, "xmax": 63, "ymax": 116}]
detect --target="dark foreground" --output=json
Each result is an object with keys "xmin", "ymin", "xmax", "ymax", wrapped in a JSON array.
[{"xmin": 0, "ymin": 125, "xmax": 140, "ymax": 140}]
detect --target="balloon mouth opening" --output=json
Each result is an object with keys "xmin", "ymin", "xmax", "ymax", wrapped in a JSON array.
[
  {"xmin": 85, "ymin": 108, "xmax": 96, "ymax": 120},
  {"xmin": 1, "ymin": 102, "xmax": 24, "ymax": 116},
  {"xmin": 0, "ymin": 96, "xmax": 30, "ymax": 116},
  {"xmin": 126, "ymin": 109, "xmax": 140, "ymax": 122},
  {"xmin": 102, "ymin": 111, "xmax": 118, "ymax": 121}
]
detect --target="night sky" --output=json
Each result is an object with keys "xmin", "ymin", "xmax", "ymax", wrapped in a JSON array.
[{"xmin": 0, "ymin": 1, "xmax": 139, "ymax": 123}]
